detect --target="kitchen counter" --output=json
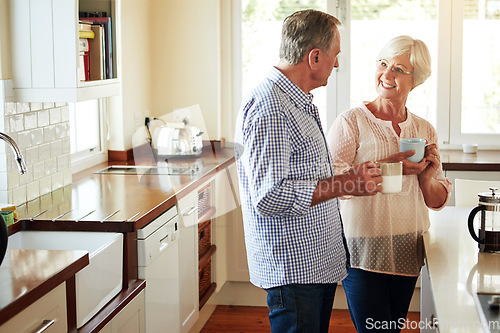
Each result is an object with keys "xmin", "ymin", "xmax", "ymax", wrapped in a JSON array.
[
  {"xmin": 3, "ymin": 144, "xmax": 234, "ymax": 332},
  {"xmin": 424, "ymin": 206, "xmax": 500, "ymax": 332},
  {"xmin": 15, "ymin": 145, "xmax": 235, "ymax": 232},
  {"xmin": 0, "ymin": 248, "xmax": 89, "ymax": 326},
  {"xmin": 441, "ymin": 150, "xmax": 500, "ymax": 171}
]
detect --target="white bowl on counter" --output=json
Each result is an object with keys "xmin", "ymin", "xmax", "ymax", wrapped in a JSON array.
[{"xmin": 462, "ymin": 143, "xmax": 478, "ymax": 154}]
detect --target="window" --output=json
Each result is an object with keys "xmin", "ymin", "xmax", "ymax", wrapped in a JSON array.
[
  {"xmin": 342, "ymin": 0, "xmax": 500, "ymax": 148},
  {"xmin": 347, "ymin": 0, "xmax": 438, "ymax": 127},
  {"xmin": 233, "ymin": 0, "xmax": 500, "ymax": 149},
  {"xmin": 69, "ymin": 99, "xmax": 107, "ymax": 173},
  {"xmin": 240, "ymin": 0, "xmax": 328, "ymax": 125},
  {"xmin": 458, "ymin": 0, "xmax": 500, "ymax": 135}
]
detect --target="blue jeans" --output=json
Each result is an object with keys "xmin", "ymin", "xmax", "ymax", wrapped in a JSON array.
[
  {"xmin": 342, "ymin": 268, "xmax": 418, "ymax": 333},
  {"xmin": 265, "ymin": 283, "xmax": 337, "ymax": 333}
]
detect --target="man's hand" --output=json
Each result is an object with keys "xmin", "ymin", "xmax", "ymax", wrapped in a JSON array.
[
  {"xmin": 312, "ymin": 161, "xmax": 382, "ymax": 207},
  {"xmin": 337, "ymin": 161, "xmax": 383, "ymax": 196}
]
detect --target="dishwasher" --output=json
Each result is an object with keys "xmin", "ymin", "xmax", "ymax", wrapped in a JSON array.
[{"xmin": 138, "ymin": 206, "xmax": 180, "ymax": 333}]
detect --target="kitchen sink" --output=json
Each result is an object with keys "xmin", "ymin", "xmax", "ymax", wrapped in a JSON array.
[{"xmin": 8, "ymin": 231, "xmax": 123, "ymax": 328}]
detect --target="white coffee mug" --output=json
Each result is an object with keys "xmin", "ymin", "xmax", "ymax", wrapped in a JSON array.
[{"xmin": 379, "ymin": 161, "xmax": 403, "ymax": 194}]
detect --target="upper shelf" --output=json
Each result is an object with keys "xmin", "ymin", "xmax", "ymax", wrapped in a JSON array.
[{"xmin": 8, "ymin": 0, "xmax": 120, "ymax": 103}]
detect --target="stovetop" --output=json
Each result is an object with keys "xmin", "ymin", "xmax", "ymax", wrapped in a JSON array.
[{"xmin": 475, "ymin": 293, "xmax": 500, "ymax": 332}]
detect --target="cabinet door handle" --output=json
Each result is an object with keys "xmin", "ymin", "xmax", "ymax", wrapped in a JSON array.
[
  {"xmin": 33, "ymin": 319, "xmax": 55, "ymax": 333},
  {"xmin": 183, "ymin": 206, "xmax": 197, "ymax": 216}
]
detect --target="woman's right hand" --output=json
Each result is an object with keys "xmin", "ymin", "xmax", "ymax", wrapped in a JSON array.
[{"xmin": 380, "ymin": 151, "xmax": 429, "ymax": 175}]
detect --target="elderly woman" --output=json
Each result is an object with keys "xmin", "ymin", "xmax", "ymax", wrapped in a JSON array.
[{"xmin": 326, "ymin": 35, "xmax": 452, "ymax": 332}]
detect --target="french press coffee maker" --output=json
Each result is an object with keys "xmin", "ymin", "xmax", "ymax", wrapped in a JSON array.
[{"xmin": 468, "ymin": 187, "xmax": 500, "ymax": 253}]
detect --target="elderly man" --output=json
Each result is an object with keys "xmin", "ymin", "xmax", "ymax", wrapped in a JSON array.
[{"xmin": 234, "ymin": 9, "xmax": 382, "ymax": 333}]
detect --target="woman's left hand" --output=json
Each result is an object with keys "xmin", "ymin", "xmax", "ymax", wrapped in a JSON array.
[
  {"xmin": 381, "ymin": 143, "xmax": 441, "ymax": 177},
  {"xmin": 380, "ymin": 150, "xmax": 428, "ymax": 175},
  {"xmin": 418, "ymin": 143, "xmax": 441, "ymax": 180},
  {"xmin": 380, "ymin": 143, "xmax": 447, "ymax": 208},
  {"xmin": 418, "ymin": 143, "xmax": 448, "ymax": 208}
]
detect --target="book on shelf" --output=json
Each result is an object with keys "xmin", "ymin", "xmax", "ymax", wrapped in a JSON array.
[
  {"xmin": 79, "ymin": 16, "xmax": 113, "ymax": 80},
  {"xmin": 78, "ymin": 38, "xmax": 90, "ymax": 81},
  {"xmin": 88, "ymin": 25, "xmax": 105, "ymax": 81},
  {"xmin": 79, "ymin": 30, "xmax": 95, "ymax": 39},
  {"xmin": 79, "ymin": 22, "xmax": 92, "ymax": 31}
]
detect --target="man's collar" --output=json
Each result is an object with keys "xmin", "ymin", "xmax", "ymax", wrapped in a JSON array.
[{"xmin": 269, "ymin": 67, "xmax": 315, "ymax": 114}]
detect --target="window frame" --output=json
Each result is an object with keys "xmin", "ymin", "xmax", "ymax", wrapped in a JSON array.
[
  {"xmin": 229, "ymin": 0, "xmax": 500, "ymax": 150},
  {"xmin": 231, "ymin": 0, "xmax": 341, "ymax": 132},
  {"xmin": 337, "ymin": 0, "xmax": 500, "ymax": 149},
  {"xmin": 447, "ymin": 0, "xmax": 500, "ymax": 148},
  {"xmin": 69, "ymin": 98, "xmax": 108, "ymax": 174}
]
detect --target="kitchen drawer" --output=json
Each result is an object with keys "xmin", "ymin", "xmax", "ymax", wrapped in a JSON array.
[
  {"xmin": 176, "ymin": 190, "xmax": 198, "ymax": 228},
  {"xmin": 0, "ymin": 283, "xmax": 67, "ymax": 333}
]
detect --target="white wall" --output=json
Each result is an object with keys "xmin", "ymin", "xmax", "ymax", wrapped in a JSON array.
[
  {"xmin": 109, "ymin": 0, "xmax": 222, "ymax": 150},
  {"xmin": 108, "ymin": 0, "xmax": 153, "ymax": 151},
  {"xmin": 0, "ymin": 0, "xmax": 11, "ymax": 80},
  {"xmin": 149, "ymin": 0, "xmax": 221, "ymax": 141},
  {"xmin": 0, "ymin": 102, "xmax": 71, "ymax": 205}
]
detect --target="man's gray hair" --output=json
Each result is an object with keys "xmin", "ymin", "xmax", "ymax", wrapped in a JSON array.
[{"xmin": 280, "ymin": 9, "xmax": 342, "ymax": 66}]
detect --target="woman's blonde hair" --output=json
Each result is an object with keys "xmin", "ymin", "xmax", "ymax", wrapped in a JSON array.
[{"xmin": 379, "ymin": 35, "xmax": 431, "ymax": 87}]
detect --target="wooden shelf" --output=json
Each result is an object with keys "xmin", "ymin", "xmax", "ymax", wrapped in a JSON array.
[
  {"xmin": 199, "ymin": 244, "xmax": 216, "ymax": 268},
  {"xmin": 199, "ymin": 283, "xmax": 216, "ymax": 310}
]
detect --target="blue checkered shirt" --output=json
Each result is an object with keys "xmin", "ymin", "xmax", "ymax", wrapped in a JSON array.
[{"xmin": 234, "ymin": 67, "xmax": 348, "ymax": 289}]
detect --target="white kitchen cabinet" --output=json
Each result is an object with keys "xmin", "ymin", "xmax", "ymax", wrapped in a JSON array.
[
  {"xmin": 226, "ymin": 208, "xmax": 250, "ymax": 282},
  {"xmin": 213, "ymin": 163, "xmax": 249, "ymax": 282},
  {"xmin": 8, "ymin": 0, "xmax": 120, "ymax": 102},
  {"xmin": 177, "ymin": 189, "xmax": 198, "ymax": 228},
  {"xmin": 445, "ymin": 170, "xmax": 500, "ymax": 206},
  {"xmin": 0, "ymin": 282, "xmax": 67, "ymax": 333},
  {"xmin": 99, "ymin": 290, "xmax": 145, "ymax": 333},
  {"xmin": 176, "ymin": 190, "xmax": 199, "ymax": 333},
  {"xmin": 420, "ymin": 263, "xmax": 438, "ymax": 333}
]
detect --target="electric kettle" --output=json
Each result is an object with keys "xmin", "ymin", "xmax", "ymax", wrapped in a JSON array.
[
  {"xmin": 468, "ymin": 187, "xmax": 500, "ymax": 253},
  {"xmin": 152, "ymin": 124, "xmax": 203, "ymax": 158}
]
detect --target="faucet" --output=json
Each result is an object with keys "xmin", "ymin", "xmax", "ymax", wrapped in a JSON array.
[
  {"xmin": 0, "ymin": 132, "xmax": 27, "ymax": 175},
  {"xmin": 0, "ymin": 132, "xmax": 26, "ymax": 267}
]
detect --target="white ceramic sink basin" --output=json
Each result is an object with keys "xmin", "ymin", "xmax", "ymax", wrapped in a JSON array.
[{"xmin": 8, "ymin": 231, "xmax": 123, "ymax": 328}]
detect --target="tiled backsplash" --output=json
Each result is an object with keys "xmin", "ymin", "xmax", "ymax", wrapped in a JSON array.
[{"xmin": 0, "ymin": 102, "xmax": 72, "ymax": 206}]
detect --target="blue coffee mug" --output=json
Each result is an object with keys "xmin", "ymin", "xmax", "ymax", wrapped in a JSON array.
[{"xmin": 400, "ymin": 138, "xmax": 428, "ymax": 163}]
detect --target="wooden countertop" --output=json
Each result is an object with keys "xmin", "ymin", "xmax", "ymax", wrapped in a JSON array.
[
  {"xmin": 424, "ymin": 206, "xmax": 498, "ymax": 332},
  {"xmin": 441, "ymin": 150, "xmax": 500, "ymax": 171},
  {"xmin": 0, "ymin": 144, "xmax": 234, "ymax": 332},
  {"xmin": 0, "ymin": 249, "xmax": 89, "ymax": 326},
  {"xmin": 15, "ymin": 145, "xmax": 235, "ymax": 232}
]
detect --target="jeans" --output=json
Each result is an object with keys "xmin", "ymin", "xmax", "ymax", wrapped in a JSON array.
[
  {"xmin": 265, "ymin": 283, "xmax": 337, "ymax": 333},
  {"xmin": 342, "ymin": 268, "xmax": 418, "ymax": 333}
]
